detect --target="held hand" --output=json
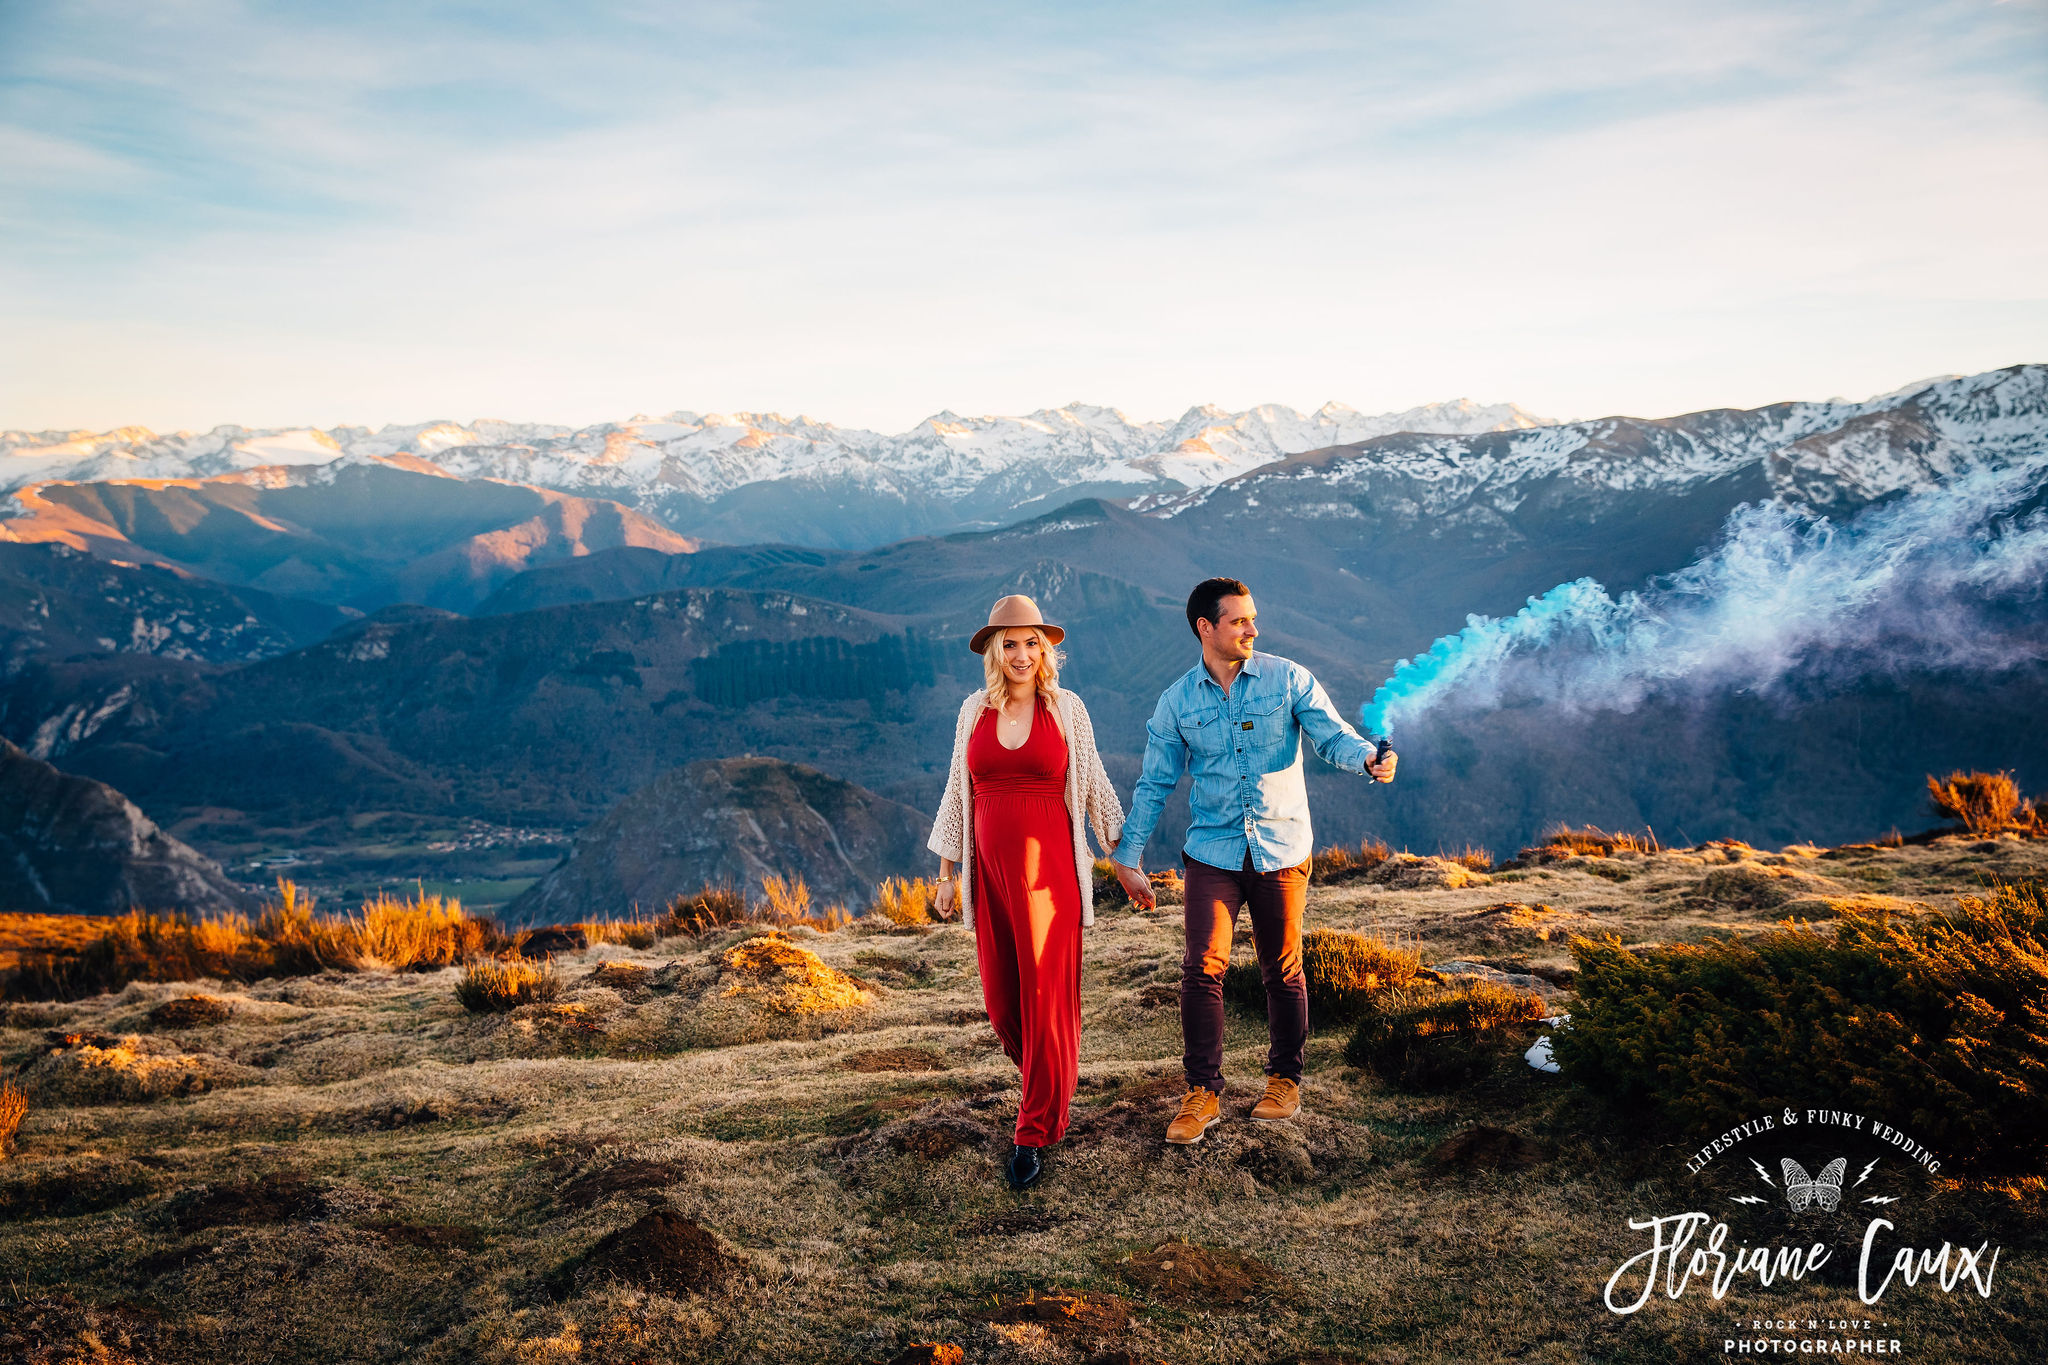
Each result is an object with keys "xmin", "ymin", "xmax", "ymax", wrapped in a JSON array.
[
  {"xmin": 935, "ymin": 877, "xmax": 958, "ymax": 918},
  {"xmin": 1114, "ymin": 861, "xmax": 1157, "ymax": 911},
  {"xmin": 1369, "ymin": 752, "xmax": 1398, "ymax": 783}
]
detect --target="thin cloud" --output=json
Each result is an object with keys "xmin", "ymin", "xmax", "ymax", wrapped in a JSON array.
[{"xmin": 1, "ymin": 0, "xmax": 2043, "ymax": 432}]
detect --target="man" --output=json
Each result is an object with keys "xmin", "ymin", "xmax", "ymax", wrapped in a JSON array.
[{"xmin": 1110, "ymin": 577, "xmax": 1396, "ymax": 1144}]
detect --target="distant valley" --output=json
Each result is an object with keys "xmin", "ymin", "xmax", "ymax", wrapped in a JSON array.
[{"xmin": 2, "ymin": 366, "xmax": 2044, "ymax": 915}]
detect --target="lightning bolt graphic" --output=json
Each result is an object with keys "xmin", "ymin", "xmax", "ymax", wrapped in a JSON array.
[
  {"xmin": 1863, "ymin": 1195, "xmax": 1901, "ymax": 1205},
  {"xmin": 1751, "ymin": 1158, "xmax": 1775, "ymax": 1187},
  {"xmin": 1730, "ymin": 1195, "xmax": 1768, "ymax": 1205},
  {"xmin": 1855, "ymin": 1159, "xmax": 1880, "ymax": 1187}
]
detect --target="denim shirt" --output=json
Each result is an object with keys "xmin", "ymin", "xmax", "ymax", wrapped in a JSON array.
[{"xmin": 1114, "ymin": 651, "xmax": 1380, "ymax": 875}]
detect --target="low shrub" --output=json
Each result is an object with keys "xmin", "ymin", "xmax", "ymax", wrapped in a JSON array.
[
  {"xmin": 1926, "ymin": 769, "xmax": 2025, "ymax": 834},
  {"xmin": 1310, "ymin": 838, "xmax": 1392, "ymax": 883},
  {"xmin": 872, "ymin": 876, "xmax": 940, "ymax": 927},
  {"xmin": 256, "ymin": 880, "xmax": 359, "ymax": 973},
  {"xmin": 1552, "ymin": 879, "xmax": 2048, "ymax": 1174},
  {"xmin": 582, "ymin": 916, "xmax": 661, "ymax": 949},
  {"xmin": 1516, "ymin": 825, "xmax": 1658, "ymax": 864},
  {"xmin": 1344, "ymin": 979, "xmax": 1549, "ymax": 1090},
  {"xmin": 2, "ymin": 881, "xmax": 510, "ymax": 1001},
  {"xmin": 352, "ymin": 890, "xmax": 505, "ymax": 969},
  {"xmin": 1224, "ymin": 928, "xmax": 1421, "ymax": 1024},
  {"xmin": 658, "ymin": 884, "xmax": 751, "ymax": 936},
  {"xmin": 0, "ymin": 1080, "xmax": 25, "ymax": 1156},
  {"xmin": 454, "ymin": 959, "xmax": 562, "ymax": 1013},
  {"xmin": 4, "ymin": 911, "xmax": 261, "ymax": 1001},
  {"xmin": 1444, "ymin": 845, "xmax": 1494, "ymax": 873}
]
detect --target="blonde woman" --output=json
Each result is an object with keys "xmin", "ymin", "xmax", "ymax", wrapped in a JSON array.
[{"xmin": 929, "ymin": 594, "xmax": 1123, "ymax": 1190}]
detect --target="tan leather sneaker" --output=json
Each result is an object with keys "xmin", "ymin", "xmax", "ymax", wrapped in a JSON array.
[
  {"xmin": 1250, "ymin": 1075, "xmax": 1301, "ymax": 1122},
  {"xmin": 1165, "ymin": 1087, "xmax": 1222, "ymax": 1145}
]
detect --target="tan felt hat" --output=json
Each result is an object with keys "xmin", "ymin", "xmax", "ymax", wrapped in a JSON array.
[{"xmin": 970, "ymin": 594, "xmax": 1066, "ymax": 654}]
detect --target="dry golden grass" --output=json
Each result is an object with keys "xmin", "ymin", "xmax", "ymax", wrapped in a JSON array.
[
  {"xmin": 0, "ymin": 1079, "xmax": 24, "ymax": 1156},
  {"xmin": 352, "ymin": 889, "xmax": 504, "ymax": 969},
  {"xmin": 580, "ymin": 916, "xmax": 662, "ymax": 950},
  {"xmin": 1309, "ymin": 836, "xmax": 1393, "ymax": 882},
  {"xmin": 2, "ymin": 836, "xmax": 2046, "ymax": 1362},
  {"xmin": 0, "ymin": 913, "xmax": 118, "ymax": 972},
  {"xmin": 1928, "ymin": 768, "xmax": 2027, "ymax": 834},
  {"xmin": 872, "ymin": 875, "xmax": 942, "ymax": 927},
  {"xmin": 656, "ymin": 883, "xmax": 753, "ymax": 937},
  {"xmin": 1516, "ymin": 823, "xmax": 1661, "ymax": 863},
  {"xmin": 2, "ymin": 882, "xmax": 508, "ymax": 1000},
  {"xmin": 455, "ymin": 959, "xmax": 562, "ymax": 1013}
]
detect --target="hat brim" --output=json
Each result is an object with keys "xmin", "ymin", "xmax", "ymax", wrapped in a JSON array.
[{"xmin": 971, "ymin": 621, "xmax": 1066, "ymax": 654}]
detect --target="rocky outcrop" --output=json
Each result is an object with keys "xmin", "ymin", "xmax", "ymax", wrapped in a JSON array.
[
  {"xmin": 0, "ymin": 739, "xmax": 250, "ymax": 915},
  {"xmin": 502, "ymin": 757, "xmax": 928, "ymax": 926}
]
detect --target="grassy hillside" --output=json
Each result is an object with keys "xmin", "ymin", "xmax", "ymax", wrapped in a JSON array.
[{"xmin": 4, "ymin": 833, "xmax": 2044, "ymax": 1364}]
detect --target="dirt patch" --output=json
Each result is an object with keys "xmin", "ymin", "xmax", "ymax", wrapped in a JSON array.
[
  {"xmin": 564, "ymin": 1209, "xmax": 739, "ymax": 1297},
  {"xmin": 558, "ymin": 1159, "xmax": 691, "ymax": 1209},
  {"xmin": 362, "ymin": 1218, "xmax": 484, "ymax": 1251},
  {"xmin": 887, "ymin": 1117, "xmax": 994, "ymax": 1159},
  {"xmin": 582, "ymin": 961, "xmax": 652, "ymax": 995},
  {"xmin": 1112, "ymin": 1240, "xmax": 1285, "ymax": 1306},
  {"xmin": 0, "ymin": 1293, "xmax": 162, "ymax": 1365},
  {"xmin": 1426, "ymin": 1125, "xmax": 1555, "ymax": 1173},
  {"xmin": 961, "ymin": 1207, "xmax": 1070, "ymax": 1237},
  {"xmin": 979, "ymin": 1290, "xmax": 1134, "ymax": 1336},
  {"xmin": 167, "ymin": 1174, "xmax": 326, "ymax": 1233},
  {"xmin": 147, "ymin": 995, "xmax": 235, "ymax": 1028},
  {"xmin": 843, "ymin": 1046, "xmax": 949, "ymax": 1073},
  {"xmin": 0, "ymin": 1159, "xmax": 154, "ymax": 1222},
  {"xmin": 1133, "ymin": 984, "xmax": 1178, "ymax": 1009}
]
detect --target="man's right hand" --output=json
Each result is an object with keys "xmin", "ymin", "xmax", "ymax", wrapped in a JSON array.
[{"xmin": 1113, "ymin": 860, "xmax": 1157, "ymax": 911}]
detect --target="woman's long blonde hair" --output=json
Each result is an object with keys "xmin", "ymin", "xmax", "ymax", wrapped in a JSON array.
[{"xmin": 981, "ymin": 627, "xmax": 1062, "ymax": 709}]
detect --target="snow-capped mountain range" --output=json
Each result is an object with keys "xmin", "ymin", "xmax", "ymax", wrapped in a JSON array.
[
  {"xmin": 4, "ymin": 368, "xmax": 2043, "ymax": 553},
  {"xmin": 1, "ymin": 398, "xmax": 1552, "ymax": 549},
  {"xmin": 1140, "ymin": 365, "xmax": 2048, "ymax": 522}
]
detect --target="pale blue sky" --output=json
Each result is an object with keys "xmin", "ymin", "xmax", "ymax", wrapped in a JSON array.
[{"xmin": 3, "ymin": 1, "xmax": 2044, "ymax": 434}]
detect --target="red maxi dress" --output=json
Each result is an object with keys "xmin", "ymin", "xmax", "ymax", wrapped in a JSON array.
[{"xmin": 969, "ymin": 695, "xmax": 1084, "ymax": 1147}]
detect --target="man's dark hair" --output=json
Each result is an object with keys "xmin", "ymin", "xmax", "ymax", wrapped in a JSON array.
[{"xmin": 1186, "ymin": 577, "xmax": 1251, "ymax": 638}]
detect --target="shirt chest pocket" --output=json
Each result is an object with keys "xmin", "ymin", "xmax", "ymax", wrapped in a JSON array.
[
  {"xmin": 1244, "ymin": 695, "xmax": 1290, "ymax": 759},
  {"xmin": 1179, "ymin": 712, "xmax": 1226, "ymax": 756}
]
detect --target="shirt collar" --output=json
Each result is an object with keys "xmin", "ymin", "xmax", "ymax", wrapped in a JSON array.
[{"xmin": 1189, "ymin": 651, "xmax": 1263, "ymax": 690}]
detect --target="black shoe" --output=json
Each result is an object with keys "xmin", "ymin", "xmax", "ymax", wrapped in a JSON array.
[{"xmin": 1006, "ymin": 1143, "xmax": 1042, "ymax": 1190}]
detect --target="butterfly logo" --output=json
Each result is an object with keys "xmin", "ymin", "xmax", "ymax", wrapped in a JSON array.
[{"xmin": 1782, "ymin": 1157, "xmax": 1847, "ymax": 1213}]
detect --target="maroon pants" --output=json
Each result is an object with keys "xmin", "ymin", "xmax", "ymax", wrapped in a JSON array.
[{"xmin": 1181, "ymin": 854, "xmax": 1309, "ymax": 1094}]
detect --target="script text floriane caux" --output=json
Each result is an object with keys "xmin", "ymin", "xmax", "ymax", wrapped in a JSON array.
[{"xmin": 1604, "ymin": 1214, "xmax": 2000, "ymax": 1314}]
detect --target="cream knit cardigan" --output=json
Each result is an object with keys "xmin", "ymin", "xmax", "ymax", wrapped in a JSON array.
[{"xmin": 926, "ymin": 687, "xmax": 1124, "ymax": 931}]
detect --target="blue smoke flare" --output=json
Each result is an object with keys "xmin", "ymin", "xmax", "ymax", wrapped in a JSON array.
[{"xmin": 1360, "ymin": 457, "xmax": 2048, "ymax": 737}]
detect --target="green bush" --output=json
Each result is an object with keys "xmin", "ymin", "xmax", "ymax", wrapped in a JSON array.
[
  {"xmin": 1225, "ymin": 928, "xmax": 1423, "ymax": 1025},
  {"xmin": 1552, "ymin": 880, "xmax": 2048, "ymax": 1174},
  {"xmin": 1344, "ymin": 979, "xmax": 1549, "ymax": 1091}
]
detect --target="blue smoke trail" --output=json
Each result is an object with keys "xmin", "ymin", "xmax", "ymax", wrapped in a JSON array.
[{"xmin": 1361, "ymin": 458, "xmax": 2048, "ymax": 737}]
